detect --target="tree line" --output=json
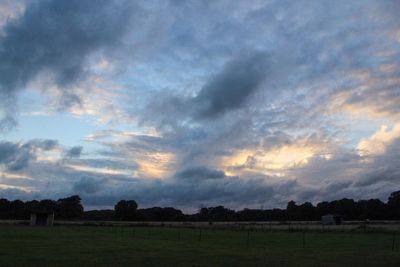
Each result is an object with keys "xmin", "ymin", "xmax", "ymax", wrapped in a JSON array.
[{"xmin": 1, "ymin": 191, "xmax": 400, "ymax": 221}]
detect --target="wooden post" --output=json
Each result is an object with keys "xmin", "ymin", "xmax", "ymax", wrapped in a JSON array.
[
  {"xmin": 198, "ymin": 228, "xmax": 202, "ymax": 242},
  {"xmin": 246, "ymin": 230, "xmax": 250, "ymax": 247},
  {"xmin": 392, "ymin": 232, "xmax": 396, "ymax": 251}
]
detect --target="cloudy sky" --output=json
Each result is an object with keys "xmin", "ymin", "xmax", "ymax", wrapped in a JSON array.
[{"xmin": 0, "ymin": 0, "xmax": 399, "ymax": 211}]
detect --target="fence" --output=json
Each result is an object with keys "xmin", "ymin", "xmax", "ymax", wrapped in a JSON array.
[{"xmin": 1, "ymin": 219, "xmax": 400, "ymax": 232}]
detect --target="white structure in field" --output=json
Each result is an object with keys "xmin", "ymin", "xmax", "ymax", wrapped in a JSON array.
[
  {"xmin": 30, "ymin": 209, "xmax": 54, "ymax": 226},
  {"xmin": 321, "ymin": 214, "xmax": 342, "ymax": 225}
]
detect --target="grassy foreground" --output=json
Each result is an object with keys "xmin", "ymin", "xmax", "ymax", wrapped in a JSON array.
[{"xmin": 0, "ymin": 225, "xmax": 399, "ymax": 266}]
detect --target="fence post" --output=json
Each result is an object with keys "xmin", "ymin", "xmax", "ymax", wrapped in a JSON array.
[
  {"xmin": 246, "ymin": 230, "xmax": 250, "ymax": 247},
  {"xmin": 302, "ymin": 231, "xmax": 305, "ymax": 248},
  {"xmin": 392, "ymin": 232, "xmax": 396, "ymax": 251},
  {"xmin": 198, "ymin": 228, "xmax": 202, "ymax": 242}
]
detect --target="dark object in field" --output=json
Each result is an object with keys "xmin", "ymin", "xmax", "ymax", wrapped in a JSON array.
[
  {"xmin": 321, "ymin": 214, "xmax": 342, "ymax": 225},
  {"xmin": 30, "ymin": 208, "xmax": 54, "ymax": 226}
]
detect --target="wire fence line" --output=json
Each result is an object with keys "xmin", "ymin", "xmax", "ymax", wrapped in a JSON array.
[
  {"xmin": 80, "ymin": 226, "xmax": 396, "ymax": 252},
  {"xmin": 1, "ymin": 225, "xmax": 399, "ymax": 267},
  {"xmin": 1, "ymin": 219, "xmax": 400, "ymax": 232},
  {"xmin": 2, "ymin": 223, "xmax": 398, "ymax": 252}
]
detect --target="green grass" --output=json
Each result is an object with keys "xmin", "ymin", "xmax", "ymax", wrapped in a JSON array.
[{"xmin": 0, "ymin": 225, "xmax": 399, "ymax": 266}]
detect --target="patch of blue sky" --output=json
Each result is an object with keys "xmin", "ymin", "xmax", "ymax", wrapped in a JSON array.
[
  {"xmin": 2, "ymin": 113, "xmax": 101, "ymax": 148},
  {"xmin": 330, "ymin": 112, "xmax": 388, "ymax": 149}
]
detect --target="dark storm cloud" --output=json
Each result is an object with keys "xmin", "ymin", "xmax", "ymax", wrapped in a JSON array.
[
  {"xmin": 2, "ymin": 132, "xmax": 398, "ymax": 210},
  {"xmin": 324, "ymin": 181, "xmax": 353, "ymax": 193},
  {"xmin": 0, "ymin": 139, "xmax": 58, "ymax": 171},
  {"xmin": 72, "ymin": 174, "xmax": 275, "ymax": 210},
  {"xmin": 0, "ymin": 177, "xmax": 36, "ymax": 188},
  {"xmin": 73, "ymin": 176, "xmax": 106, "ymax": 194},
  {"xmin": 193, "ymin": 51, "xmax": 269, "ymax": 118},
  {"xmin": 65, "ymin": 146, "xmax": 83, "ymax": 158},
  {"xmin": 176, "ymin": 166, "xmax": 226, "ymax": 180},
  {"xmin": 0, "ymin": 142, "xmax": 31, "ymax": 171},
  {"xmin": 0, "ymin": 154, "xmax": 277, "ymax": 209},
  {"xmin": 282, "ymin": 134, "xmax": 400, "ymax": 202},
  {"xmin": 79, "ymin": 158, "xmax": 139, "ymax": 172},
  {"xmin": 143, "ymin": 51, "xmax": 273, "ymax": 127},
  {"xmin": 0, "ymin": 0, "xmax": 134, "ymax": 127}
]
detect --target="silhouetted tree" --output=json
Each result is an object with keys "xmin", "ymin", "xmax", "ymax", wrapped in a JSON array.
[
  {"xmin": 114, "ymin": 200, "xmax": 138, "ymax": 220},
  {"xmin": 10, "ymin": 200, "xmax": 25, "ymax": 219},
  {"xmin": 0, "ymin": 191, "xmax": 400, "ymax": 221},
  {"xmin": 83, "ymin": 210, "xmax": 115, "ymax": 221},
  {"xmin": 286, "ymin": 200, "xmax": 299, "ymax": 220},
  {"xmin": 0, "ymin": 198, "xmax": 11, "ymax": 219},
  {"xmin": 358, "ymin": 199, "xmax": 386, "ymax": 220},
  {"xmin": 298, "ymin": 202, "xmax": 316, "ymax": 220},
  {"xmin": 137, "ymin": 207, "xmax": 184, "ymax": 221},
  {"xmin": 388, "ymin": 191, "xmax": 400, "ymax": 219},
  {"xmin": 202, "ymin": 206, "xmax": 236, "ymax": 221},
  {"xmin": 57, "ymin": 195, "xmax": 84, "ymax": 219},
  {"xmin": 316, "ymin": 201, "xmax": 332, "ymax": 217},
  {"xmin": 331, "ymin": 198, "xmax": 357, "ymax": 220}
]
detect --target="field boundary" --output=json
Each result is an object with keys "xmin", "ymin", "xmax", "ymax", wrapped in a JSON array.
[{"xmin": 1, "ymin": 219, "xmax": 400, "ymax": 232}]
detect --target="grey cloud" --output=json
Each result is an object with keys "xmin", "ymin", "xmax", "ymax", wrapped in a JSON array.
[
  {"xmin": 284, "ymin": 135, "xmax": 400, "ymax": 199},
  {"xmin": 75, "ymin": 175, "xmax": 275, "ymax": 210},
  {"xmin": 0, "ymin": 139, "xmax": 58, "ymax": 171},
  {"xmin": 0, "ymin": 167, "xmax": 277, "ymax": 210},
  {"xmin": 2, "ymin": 134, "xmax": 398, "ymax": 210},
  {"xmin": 79, "ymin": 158, "xmax": 138, "ymax": 171},
  {"xmin": 350, "ymin": 139, "xmax": 400, "ymax": 188},
  {"xmin": 324, "ymin": 181, "xmax": 353, "ymax": 193},
  {"xmin": 176, "ymin": 166, "xmax": 226, "ymax": 180},
  {"xmin": 29, "ymin": 139, "xmax": 58, "ymax": 150},
  {"xmin": 143, "ymin": 50, "xmax": 274, "ymax": 129},
  {"xmin": 73, "ymin": 176, "xmax": 106, "ymax": 194},
  {"xmin": 1, "ymin": 145, "xmax": 277, "ymax": 209},
  {"xmin": 193, "ymin": 51, "xmax": 269, "ymax": 118},
  {"xmin": 65, "ymin": 146, "xmax": 83, "ymax": 158},
  {"xmin": 0, "ymin": 176, "xmax": 38, "ymax": 188},
  {"xmin": 0, "ymin": 0, "xmax": 135, "ymax": 127},
  {"xmin": 353, "ymin": 158, "xmax": 400, "ymax": 188}
]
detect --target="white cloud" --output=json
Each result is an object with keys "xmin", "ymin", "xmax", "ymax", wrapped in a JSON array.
[{"xmin": 358, "ymin": 124, "xmax": 400, "ymax": 156}]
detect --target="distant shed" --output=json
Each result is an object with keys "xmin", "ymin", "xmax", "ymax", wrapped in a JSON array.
[
  {"xmin": 321, "ymin": 214, "xmax": 342, "ymax": 225},
  {"xmin": 30, "ymin": 208, "xmax": 54, "ymax": 226}
]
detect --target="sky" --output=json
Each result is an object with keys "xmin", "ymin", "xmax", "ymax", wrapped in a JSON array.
[{"xmin": 0, "ymin": 0, "xmax": 399, "ymax": 211}]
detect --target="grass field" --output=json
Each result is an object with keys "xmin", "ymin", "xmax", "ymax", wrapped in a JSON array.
[{"xmin": 0, "ymin": 225, "xmax": 399, "ymax": 267}]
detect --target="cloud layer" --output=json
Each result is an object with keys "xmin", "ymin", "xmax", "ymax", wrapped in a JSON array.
[
  {"xmin": 0, "ymin": 0, "xmax": 134, "ymax": 127},
  {"xmin": 0, "ymin": 0, "xmax": 399, "ymax": 210}
]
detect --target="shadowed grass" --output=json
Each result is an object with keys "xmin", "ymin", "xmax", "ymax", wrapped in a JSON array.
[{"xmin": 0, "ymin": 225, "xmax": 399, "ymax": 266}]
